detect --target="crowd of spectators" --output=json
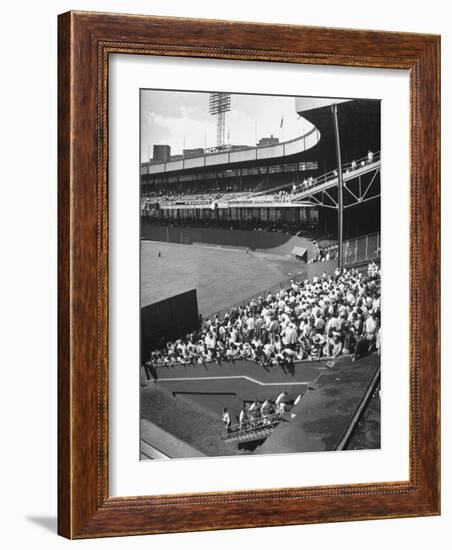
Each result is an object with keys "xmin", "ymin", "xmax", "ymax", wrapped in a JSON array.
[
  {"xmin": 141, "ymin": 179, "xmax": 267, "ymax": 203},
  {"xmin": 294, "ymin": 176, "xmax": 318, "ymax": 193},
  {"xmin": 308, "ymin": 242, "xmax": 339, "ymax": 263},
  {"xmin": 141, "ymin": 187, "xmax": 296, "ymax": 209},
  {"xmin": 142, "ymin": 152, "xmax": 378, "ymax": 211},
  {"xmin": 145, "ymin": 263, "xmax": 381, "ymax": 372},
  {"xmin": 274, "ymin": 189, "xmax": 292, "ymax": 202},
  {"xmin": 367, "ymin": 261, "xmax": 379, "ymax": 278},
  {"xmin": 148, "ymin": 191, "xmax": 223, "ymax": 202},
  {"xmin": 293, "ymin": 150, "xmax": 377, "ymax": 196}
]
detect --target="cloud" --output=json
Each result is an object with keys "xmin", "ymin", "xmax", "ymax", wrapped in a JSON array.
[
  {"xmin": 179, "ymin": 105, "xmax": 206, "ymax": 119},
  {"xmin": 142, "ymin": 111, "xmax": 216, "ymax": 155},
  {"xmin": 141, "ymin": 92, "xmax": 315, "ymax": 159}
]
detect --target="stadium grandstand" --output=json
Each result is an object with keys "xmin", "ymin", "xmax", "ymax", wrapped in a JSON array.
[
  {"xmin": 141, "ymin": 98, "xmax": 380, "ymax": 244},
  {"xmin": 140, "ymin": 93, "xmax": 381, "ymax": 459}
]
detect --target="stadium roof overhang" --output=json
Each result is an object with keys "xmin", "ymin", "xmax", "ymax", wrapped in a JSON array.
[
  {"xmin": 295, "ymin": 98, "xmax": 352, "ymax": 113},
  {"xmin": 295, "ymin": 98, "xmax": 381, "ymax": 172}
]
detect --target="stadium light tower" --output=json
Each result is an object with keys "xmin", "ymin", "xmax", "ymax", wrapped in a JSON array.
[{"xmin": 209, "ymin": 92, "xmax": 231, "ymax": 148}]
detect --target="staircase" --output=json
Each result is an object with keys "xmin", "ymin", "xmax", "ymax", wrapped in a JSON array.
[{"xmin": 220, "ymin": 413, "xmax": 284, "ymax": 444}]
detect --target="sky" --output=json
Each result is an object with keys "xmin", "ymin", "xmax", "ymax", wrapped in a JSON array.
[{"xmin": 140, "ymin": 90, "xmax": 316, "ymax": 161}]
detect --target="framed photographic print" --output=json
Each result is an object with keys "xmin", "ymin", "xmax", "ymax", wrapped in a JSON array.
[{"xmin": 58, "ymin": 11, "xmax": 440, "ymax": 538}]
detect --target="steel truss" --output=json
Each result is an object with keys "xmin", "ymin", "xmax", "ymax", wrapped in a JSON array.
[{"xmin": 299, "ymin": 163, "xmax": 380, "ymax": 210}]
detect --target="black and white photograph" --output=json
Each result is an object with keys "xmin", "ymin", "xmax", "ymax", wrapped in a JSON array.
[
  {"xmin": 0, "ymin": 0, "xmax": 446, "ymax": 545},
  {"xmin": 139, "ymin": 89, "xmax": 381, "ymax": 460}
]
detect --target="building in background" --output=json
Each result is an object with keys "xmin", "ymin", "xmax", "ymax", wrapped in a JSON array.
[
  {"xmin": 152, "ymin": 144, "xmax": 171, "ymax": 163},
  {"xmin": 183, "ymin": 148, "xmax": 205, "ymax": 158},
  {"xmin": 257, "ymin": 135, "xmax": 279, "ymax": 147}
]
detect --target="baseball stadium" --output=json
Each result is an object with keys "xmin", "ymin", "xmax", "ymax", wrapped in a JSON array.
[{"xmin": 140, "ymin": 93, "xmax": 381, "ymax": 460}]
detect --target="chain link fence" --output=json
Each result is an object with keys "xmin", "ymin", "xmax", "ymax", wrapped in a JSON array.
[{"xmin": 343, "ymin": 232, "xmax": 380, "ymax": 266}]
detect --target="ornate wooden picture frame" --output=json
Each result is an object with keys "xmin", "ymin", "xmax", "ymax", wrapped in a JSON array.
[{"xmin": 58, "ymin": 11, "xmax": 440, "ymax": 539}]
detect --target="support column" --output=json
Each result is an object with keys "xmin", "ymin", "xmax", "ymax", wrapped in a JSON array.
[{"xmin": 332, "ymin": 104, "xmax": 344, "ymax": 271}]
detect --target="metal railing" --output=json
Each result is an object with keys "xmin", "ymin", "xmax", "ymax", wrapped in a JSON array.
[
  {"xmin": 220, "ymin": 411, "xmax": 284, "ymax": 441},
  {"xmin": 293, "ymin": 151, "xmax": 381, "ymax": 197},
  {"xmin": 141, "ymin": 151, "xmax": 381, "ymax": 210},
  {"xmin": 313, "ymin": 233, "xmax": 380, "ymax": 267}
]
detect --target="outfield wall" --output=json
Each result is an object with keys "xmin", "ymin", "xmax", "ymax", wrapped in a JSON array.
[
  {"xmin": 141, "ymin": 289, "xmax": 199, "ymax": 362},
  {"xmin": 141, "ymin": 223, "xmax": 318, "ymax": 257}
]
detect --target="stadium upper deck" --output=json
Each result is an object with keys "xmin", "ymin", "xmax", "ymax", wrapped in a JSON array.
[
  {"xmin": 141, "ymin": 99, "xmax": 379, "ymax": 183},
  {"xmin": 141, "ymin": 98, "xmax": 381, "ymax": 238},
  {"xmin": 141, "ymin": 126, "xmax": 320, "ymax": 178}
]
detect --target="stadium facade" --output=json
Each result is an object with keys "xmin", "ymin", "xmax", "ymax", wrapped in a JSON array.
[{"xmin": 141, "ymin": 97, "xmax": 381, "ymax": 241}]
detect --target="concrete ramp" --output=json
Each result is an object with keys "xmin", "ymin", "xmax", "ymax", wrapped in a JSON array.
[
  {"xmin": 257, "ymin": 354, "xmax": 380, "ymax": 455},
  {"xmin": 254, "ymin": 235, "xmax": 316, "ymax": 257}
]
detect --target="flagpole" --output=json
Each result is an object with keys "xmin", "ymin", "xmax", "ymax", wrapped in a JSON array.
[{"xmin": 280, "ymin": 115, "xmax": 285, "ymax": 142}]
